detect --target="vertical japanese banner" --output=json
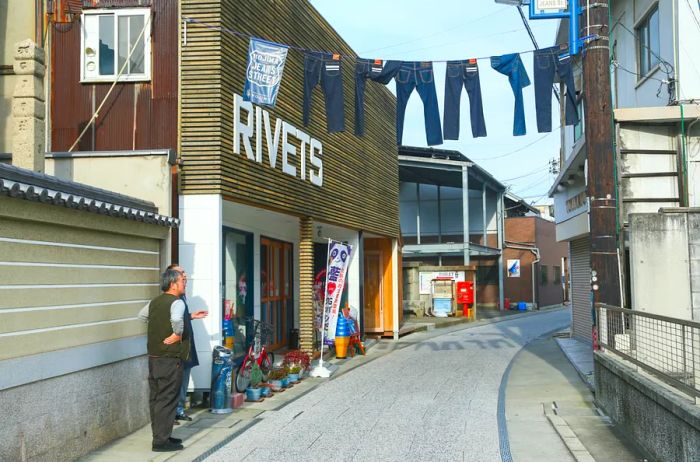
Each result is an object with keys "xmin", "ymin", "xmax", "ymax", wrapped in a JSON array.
[
  {"xmin": 243, "ymin": 37, "xmax": 288, "ymax": 107},
  {"xmin": 323, "ymin": 240, "xmax": 353, "ymax": 340}
]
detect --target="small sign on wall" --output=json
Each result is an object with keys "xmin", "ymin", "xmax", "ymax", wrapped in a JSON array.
[
  {"xmin": 507, "ymin": 259, "xmax": 521, "ymax": 278},
  {"xmin": 419, "ymin": 271, "xmax": 465, "ymax": 295}
]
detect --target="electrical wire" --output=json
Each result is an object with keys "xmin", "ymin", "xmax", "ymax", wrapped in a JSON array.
[
  {"xmin": 499, "ymin": 162, "xmax": 552, "ymax": 182},
  {"xmin": 470, "ymin": 128, "xmax": 560, "ymax": 161},
  {"xmin": 382, "ymin": 28, "xmax": 524, "ymax": 58},
  {"xmin": 358, "ymin": 7, "xmax": 510, "ymax": 55}
]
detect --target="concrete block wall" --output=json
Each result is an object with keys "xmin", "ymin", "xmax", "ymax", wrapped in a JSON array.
[
  {"xmin": 688, "ymin": 213, "xmax": 700, "ymax": 321},
  {"xmin": 594, "ymin": 352, "xmax": 700, "ymax": 462},
  {"xmin": 0, "ymin": 357, "xmax": 149, "ymax": 462}
]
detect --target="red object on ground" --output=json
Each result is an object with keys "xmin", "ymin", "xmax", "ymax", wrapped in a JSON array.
[{"xmin": 504, "ymin": 298, "xmax": 511, "ymax": 310}]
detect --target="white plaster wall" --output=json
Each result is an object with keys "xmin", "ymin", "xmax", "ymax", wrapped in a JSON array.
[
  {"xmin": 179, "ymin": 194, "xmax": 222, "ymax": 389},
  {"xmin": 677, "ymin": 0, "xmax": 700, "ymax": 100},
  {"xmin": 610, "ymin": 0, "xmax": 677, "ymax": 108}
]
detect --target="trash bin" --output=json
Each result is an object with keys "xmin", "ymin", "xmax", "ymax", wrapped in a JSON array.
[
  {"xmin": 210, "ymin": 346, "xmax": 234, "ymax": 414},
  {"xmin": 517, "ymin": 301, "xmax": 527, "ymax": 311}
]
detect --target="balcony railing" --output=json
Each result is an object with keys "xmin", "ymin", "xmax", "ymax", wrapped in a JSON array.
[{"xmin": 597, "ymin": 304, "xmax": 700, "ymax": 398}]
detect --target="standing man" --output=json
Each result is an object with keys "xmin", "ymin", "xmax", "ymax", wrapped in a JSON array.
[
  {"xmin": 168, "ymin": 265, "xmax": 207, "ymax": 422},
  {"xmin": 143, "ymin": 268, "xmax": 188, "ymax": 452}
]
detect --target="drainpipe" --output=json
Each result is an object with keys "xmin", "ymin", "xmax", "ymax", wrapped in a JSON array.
[{"xmin": 504, "ymin": 241, "xmax": 541, "ymax": 309}]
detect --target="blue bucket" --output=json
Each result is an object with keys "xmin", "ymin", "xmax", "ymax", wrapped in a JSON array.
[{"xmin": 517, "ymin": 302, "xmax": 527, "ymax": 311}]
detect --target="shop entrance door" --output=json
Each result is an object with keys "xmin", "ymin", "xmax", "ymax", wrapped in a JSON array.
[
  {"xmin": 260, "ymin": 237, "xmax": 293, "ymax": 351},
  {"xmin": 363, "ymin": 251, "xmax": 383, "ymax": 333}
]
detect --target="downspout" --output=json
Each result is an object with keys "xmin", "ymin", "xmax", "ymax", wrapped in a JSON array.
[{"xmin": 504, "ymin": 241, "xmax": 541, "ymax": 309}]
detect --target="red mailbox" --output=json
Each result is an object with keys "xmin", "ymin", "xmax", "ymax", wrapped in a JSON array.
[{"xmin": 456, "ymin": 281, "xmax": 474, "ymax": 304}]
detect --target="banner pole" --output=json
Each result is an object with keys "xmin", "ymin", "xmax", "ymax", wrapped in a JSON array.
[{"xmin": 311, "ymin": 238, "xmax": 333, "ymax": 378}]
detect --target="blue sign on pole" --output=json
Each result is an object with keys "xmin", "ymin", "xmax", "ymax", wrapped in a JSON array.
[
  {"xmin": 529, "ymin": 0, "xmax": 582, "ymax": 55},
  {"xmin": 243, "ymin": 38, "xmax": 289, "ymax": 107}
]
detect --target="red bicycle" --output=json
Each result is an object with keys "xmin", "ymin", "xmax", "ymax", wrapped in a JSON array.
[{"xmin": 235, "ymin": 318, "xmax": 275, "ymax": 392}]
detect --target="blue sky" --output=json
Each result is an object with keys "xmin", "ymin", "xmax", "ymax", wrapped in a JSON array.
[{"xmin": 310, "ymin": 0, "xmax": 563, "ymax": 204}]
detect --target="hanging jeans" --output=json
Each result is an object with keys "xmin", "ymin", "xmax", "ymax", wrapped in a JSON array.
[
  {"xmin": 443, "ymin": 60, "xmax": 487, "ymax": 139},
  {"xmin": 354, "ymin": 58, "xmax": 401, "ymax": 136},
  {"xmin": 395, "ymin": 61, "xmax": 443, "ymax": 146},
  {"xmin": 490, "ymin": 53, "xmax": 530, "ymax": 136},
  {"xmin": 303, "ymin": 52, "xmax": 344, "ymax": 133},
  {"xmin": 533, "ymin": 45, "xmax": 579, "ymax": 133}
]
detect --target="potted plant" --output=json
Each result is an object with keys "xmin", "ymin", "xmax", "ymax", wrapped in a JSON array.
[
  {"xmin": 286, "ymin": 364, "xmax": 302, "ymax": 383},
  {"xmin": 245, "ymin": 363, "xmax": 264, "ymax": 401},
  {"xmin": 282, "ymin": 350, "xmax": 311, "ymax": 378},
  {"xmin": 267, "ymin": 368, "xmax": 286, "ymax": 391}
]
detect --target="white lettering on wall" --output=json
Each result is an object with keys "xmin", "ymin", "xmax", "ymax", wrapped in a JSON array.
[
  {"xmin": 234, "ymin": 96, "xmax": 255, "ymax": 161},
  {"xmin": 281, "ymin": 121, "xmax": 297, "ymax": 178},
  {"xmin": 310, "ymin": 138, "xmax": 323, "ymax": 187},
  {"xmin": 233, "ymin": 93, "xmax": 322, "ymax": 187}
]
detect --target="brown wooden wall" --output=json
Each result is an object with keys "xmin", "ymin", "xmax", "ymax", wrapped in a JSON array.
[
  {"xmin": 180, "ymin": 0, "xmax": 400, "ymax": 238},
  {"xmin": 50, "ymin": 0, "xmax": 178, "ymax": 152}
]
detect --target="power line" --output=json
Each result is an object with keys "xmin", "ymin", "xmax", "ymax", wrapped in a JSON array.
[
  {"xmin": 358, "ymin": 7, "xmax": 510, "ymax": 55},
  {"xmin": 383, "ymin": 28, "xmax": 523, "ymax": 59},
  {"xmin": 471, "ymin": 128, "xmax": 560, "ymax": 161}
]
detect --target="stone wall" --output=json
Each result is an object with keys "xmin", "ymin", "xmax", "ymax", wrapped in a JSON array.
[
  {"xmin": 594, "ymin": 352, "xmax": 700, "ymax": 462},
  {"xmin": 0, "ymin": 356, "xmax": 149, "ymax": 462}
]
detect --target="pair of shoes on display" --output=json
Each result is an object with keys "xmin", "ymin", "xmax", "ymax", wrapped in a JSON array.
[
  {"xmin": 175, "ymin": 413, "xmax": 193, "ymax": 421},
  {"xmin": 152, "ymin": 439, "xmax": 183, "ymax": 452}
]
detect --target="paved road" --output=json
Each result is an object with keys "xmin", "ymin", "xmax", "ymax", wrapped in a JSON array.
[{"xmin": 206, "ymin": 309, "xmax": 570, "ymax": 462}]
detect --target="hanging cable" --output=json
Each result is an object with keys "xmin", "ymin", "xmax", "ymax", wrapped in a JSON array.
[
  {"xmin": 471, "ymin": 128, "xmax": 560, "ymax": 161},
  {"xmin": 68, "ymin": 14, "xmax": 151, "ymax": 152}
]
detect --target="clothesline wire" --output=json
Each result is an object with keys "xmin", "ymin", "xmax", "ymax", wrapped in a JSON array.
[{"xmin": 183, "ymin": 16, "xmax": 546, "ymax": 63}]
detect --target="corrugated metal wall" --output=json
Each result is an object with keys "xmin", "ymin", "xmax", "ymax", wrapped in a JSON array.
[
  {"xmin": 180, "ymin": 0, "xmax": 400, "ymax": 239},
  {"xmin": 570, "ymin": 236, "xmax": 592, "ymax": 342},
  {"xmin": 51, "ymin": 0, "xmax": 178, "ymax": 152}
]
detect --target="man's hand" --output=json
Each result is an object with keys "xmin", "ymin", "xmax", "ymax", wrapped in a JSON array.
[
  {"xmin": 191, "ymin": 310, "xmax": 208, "ymax": 319},
  {"xmin": 163, "ymin": 333, "xmax": 181, "ymax": 345}
]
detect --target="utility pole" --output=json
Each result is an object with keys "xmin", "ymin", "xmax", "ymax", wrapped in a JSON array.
[{"xmin": 580, "ymin": 0, "xmax": 621, "ymax": 342}]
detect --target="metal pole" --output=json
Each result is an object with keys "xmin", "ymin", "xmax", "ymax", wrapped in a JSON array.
[{"xmin": 462, "ymin": 164, "xmax": 470, "ymax": 265}]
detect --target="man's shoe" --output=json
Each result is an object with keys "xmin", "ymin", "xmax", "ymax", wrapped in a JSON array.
[
  {"xmin": 152, "ymin": 440, "xmax": 183, "ymax": 452},
  {"xmin": 169, "ymin": 437, "xmax": 182, "ymax": 444},
  {"xmin": 175, "ymin": 413, "xmax": 193, "ymax": 422}
]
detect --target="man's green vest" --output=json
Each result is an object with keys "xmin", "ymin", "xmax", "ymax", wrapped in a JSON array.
[{"xmin": 147, "ymin": 293, "xmax": 191, "ymax": 360}]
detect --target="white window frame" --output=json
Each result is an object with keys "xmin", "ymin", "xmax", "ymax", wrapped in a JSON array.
[
  {"xmin": 80, "ymin": 8, "xmax": 152, "ymax": 83},
  {"xmin": 635, "ymin": 3, "xmax": 660, "ymax": 79}
]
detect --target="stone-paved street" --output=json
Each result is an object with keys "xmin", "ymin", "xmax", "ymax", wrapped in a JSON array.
[{"xmin": 205, "ymin": 309, "xmax": 570, "ymax": 462}]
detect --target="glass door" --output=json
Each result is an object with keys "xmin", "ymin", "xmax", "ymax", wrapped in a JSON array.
[
  {"xmin": 260, "ymin": 237, "xmax": 293, "ymax": 350},
  {"xmin": 222, "ymin": 228, "xmax": 253, "ymax": 361}
]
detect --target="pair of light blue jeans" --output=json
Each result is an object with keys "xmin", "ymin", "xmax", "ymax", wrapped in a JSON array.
[{"xmin": 490, "ymin": 53, "xmax": 531, "ymax": 136}]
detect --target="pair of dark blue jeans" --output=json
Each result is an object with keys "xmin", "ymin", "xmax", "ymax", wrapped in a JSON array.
[
  {"xmin": 303, "ymin": 52, "xmax": 344, "ymax": 133},
  {"xmin": 534, "ymin": 45, "xmax": 579, "ymax": 133},
  {"xmin": 354, "ymin": 58, "xmax": 401, "ymax": 136},
  {"xmin": 443, "ymin": 60, "xmax": 487, "ymax": 139},
  {"xmin": 395, "ymin": 61, "xmax": 443, "ymax": 146},
  {"xmin": 490, "ymin": 53, "xmax": 530, "ymax": 136}
]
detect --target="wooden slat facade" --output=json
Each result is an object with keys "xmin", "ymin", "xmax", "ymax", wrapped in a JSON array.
[{"xmin": 180, "ymin": 0, "xmax": 400, "ymax": 238}]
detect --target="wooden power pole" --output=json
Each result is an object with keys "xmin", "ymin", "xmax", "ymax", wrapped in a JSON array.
[{"xmin": 581, "ymin": 0, "xmax": 621, "ymax": 341}]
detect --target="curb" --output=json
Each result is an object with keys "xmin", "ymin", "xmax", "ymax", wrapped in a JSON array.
[
  {"xmin": 544, "ymin": 404, "xmax": 596, "ymax": 462},
  {"xmin": 554, "ymin": 338, "xmax": 596, "ymax": 392}
]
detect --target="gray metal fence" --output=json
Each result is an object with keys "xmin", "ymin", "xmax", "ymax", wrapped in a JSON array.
[{"xmin": 596, "ymin": 304, "xmax": 700, "ymax": 398}]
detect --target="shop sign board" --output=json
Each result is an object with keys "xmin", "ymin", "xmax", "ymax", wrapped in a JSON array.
[
  {"xmin": 507, "ymin": 259, "xmax": 521, "ymax": 278},
  {"xmin": 419, "ymin": 271, "xmax": 465, "ymax": 295},
  {"xmin": 536, "ymin": 0, "xmax": 567, "ymax": 11},
  {"xmin": 234, "ymin": 93, "xmax": 323, "ymax": 187},
  {"xmin": 323, "ymin": 240, "xmax": 352, "ymax": 340}
]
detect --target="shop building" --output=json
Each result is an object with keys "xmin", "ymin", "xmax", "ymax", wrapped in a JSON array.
[
  {"xmin": 180, "ymin": 0, "xmax": 401, "ymax": 387},
  {"xmin": 398, "ymin": 146, "xmax": 506, "ymax": 311}
]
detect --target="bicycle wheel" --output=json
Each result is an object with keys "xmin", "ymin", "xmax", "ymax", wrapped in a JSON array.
[
  {"xmin": 235, "ymin": 358, "xmax": 252, "ymax": 393},
  {"xmin": 260, "ymin": 352, "xmax": 274, "ymax": 380}
]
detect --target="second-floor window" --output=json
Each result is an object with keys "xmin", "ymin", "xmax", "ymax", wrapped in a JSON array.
[
  {"xmin": 573, "ymin": 100, "xmax": 583, "ymax": 142},
  {"xmin": 636, "ymin": 5, "xmax": 660, "ymax": 77},
  {"xmin": 81, "ymin": 8, "xmax": 151, "ymax": 83}
]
